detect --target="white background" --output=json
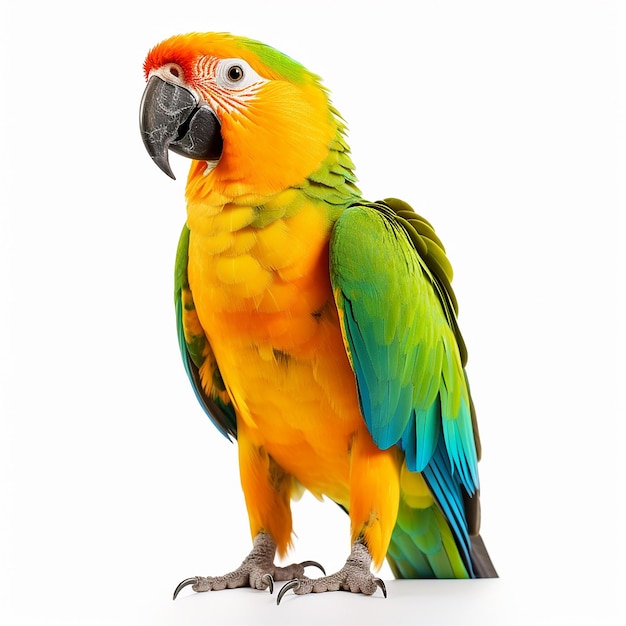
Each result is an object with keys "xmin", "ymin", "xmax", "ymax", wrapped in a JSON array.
[{"xmin": 1, "ymin": 1, "xmax": 623, "ymax": 624}]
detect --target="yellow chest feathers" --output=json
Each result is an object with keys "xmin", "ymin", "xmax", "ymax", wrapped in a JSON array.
[{"xmin": 186, "ymin": 191, "xmax": 334, "ymax": 315}]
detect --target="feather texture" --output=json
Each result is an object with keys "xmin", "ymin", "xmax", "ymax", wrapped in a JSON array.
[
  {"xmin": 330, "ymin": 200, "xmax": 482, "ymax": 575},
  {"xmin": 174, "ymin": 224, "xmax": 237, "ymax": 439},
  {"xmin": 145, "ymin": 31, "xmax": 497, "ymax": 580}
]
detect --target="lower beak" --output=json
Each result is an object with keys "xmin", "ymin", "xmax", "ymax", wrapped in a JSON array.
[{"xmin": 139, "ymin": 76, "xmax": 223, "ymax": 179}]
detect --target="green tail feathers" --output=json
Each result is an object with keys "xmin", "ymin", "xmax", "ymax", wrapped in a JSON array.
[{"xmin": 387, "ymin": 498, "xmax": 497, "ymax": 579}]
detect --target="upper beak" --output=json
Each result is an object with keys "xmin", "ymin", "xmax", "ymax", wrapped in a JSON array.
[{"xmin": 139, "ymin": 76, "xmax": 223, "ymax": 179}]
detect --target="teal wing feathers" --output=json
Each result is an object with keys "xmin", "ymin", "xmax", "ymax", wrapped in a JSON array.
[
  {"xmin": 174, "ymin": 224, "xmax": 237, "ymax": 440},
  {"xmin": 329, "ymin": 199, "xmax": 482, "ymax": 575}
]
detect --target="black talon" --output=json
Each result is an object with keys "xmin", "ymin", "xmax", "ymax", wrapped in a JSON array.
[
  {"xmin": 300, "ymin": 560, "xmax": 326, "ymax": 575},
  {"xmin": 276, "ymin": 579, "xmax": 301, "ymax": 605},
  {"xmin": 173, "ymin": 577, "xmax": 198, "ymax": 600},
  {"xmin": 374, "ymin": 577, "xmax": 387, "ymax": 598},
  {"xmin": 262, "ymin": 573, "xmax": 275, "ymax": 594}
]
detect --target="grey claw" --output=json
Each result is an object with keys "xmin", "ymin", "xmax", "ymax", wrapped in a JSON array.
[
  {"xmin": 173, "ymin": 577, "xmax": 198, "ymax": 600},
  {"xmin": 300, "ymin": 560, "xmax": 326, "ymax": 575},
  {"xmin": 276, "ymin": 579, "xmax": 301, "ymax": 605},
  {"xmin": 262, "ymin": 573, "xmax": 275, "ymax": 594},
  {"xmin": 374, "ymin": 577, "xmax": 387, "ymax": 598}
]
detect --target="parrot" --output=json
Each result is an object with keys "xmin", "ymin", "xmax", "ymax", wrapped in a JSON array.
[{"xmin": 139, "ymin": 31, "xmax": 497, "ymax": 602}]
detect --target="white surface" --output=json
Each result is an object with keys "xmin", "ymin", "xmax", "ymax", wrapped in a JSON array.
[{"xmin": 1, "ymin": 1, "xmax": 623, "ymax": 624}]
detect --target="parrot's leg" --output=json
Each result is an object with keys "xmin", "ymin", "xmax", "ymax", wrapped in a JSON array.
[
  {"xmin": 276, "ymin": 433, "xmax": 397, "ymax": 603},
  {"xmin": 172, "ymin": 423, "xmax": 326, "ymax": 599},
  {"xmin": 173, "ymin": 532, "xmax": 324, "ymax": 599},
  {"xmin": 276, "ymin": 539, "xmax": 386, "ymax": 604}
]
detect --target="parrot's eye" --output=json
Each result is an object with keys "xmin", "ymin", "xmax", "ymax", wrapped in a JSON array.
[
  {"xmin": 215, "ymin": 58, "xmax": 265, "ymax": 91},
  {"xmin": 227, "ymin": 65, "xmax": 244, "ymax": 82}
]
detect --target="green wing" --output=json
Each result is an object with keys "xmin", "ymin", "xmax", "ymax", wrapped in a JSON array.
[
  {"xmin": 329, "ymin": 198, "xmax": 481, "ymax": 571},
  {"xmin": 174, "ymin": 224, "xmax": 237, "ymax": 440}
]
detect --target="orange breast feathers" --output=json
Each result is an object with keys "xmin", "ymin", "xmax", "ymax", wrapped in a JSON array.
[
  {"xmin": 185, "ymin": 193, "xmax": 402, "ymax": 566},
  {"xmin": 185, "ymin": 191, "xmax": 357, "ymax": 487}
]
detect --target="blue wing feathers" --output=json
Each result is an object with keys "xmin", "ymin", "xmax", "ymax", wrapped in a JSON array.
[
  {"xmin": 400, "ymin": 412, "xmax": 418, "ymax": 469},
  {"xmin": 342, "ymin": 295, "xmax": 411, "ymax": 449},
  {"xmin": 442, "ymin": 400, "xmax": 479, "ymax": 492},
  {"xmin": 422, "ymin": 438, "xmax": 474, "ymax": 576},
  {"xmin": 330, "ymin": 200, "xmax": 481, "ymax": 576},
  {"xmin": 414, "ymin": 403, "xmax": 442, "ymax": 471},
  {"xmin": 331, "ymin": 202, "xmax": 479, "ymax": 474}
]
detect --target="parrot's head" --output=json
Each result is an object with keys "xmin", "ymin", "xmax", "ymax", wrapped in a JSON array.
[{"xmin": 140, "ymin": 32, "xmax": 341, "ymax": 199}]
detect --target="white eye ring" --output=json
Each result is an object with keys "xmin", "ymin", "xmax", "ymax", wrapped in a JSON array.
[{"xmin": 215, "ymin": 58, "xmax": 264, "ymax": 90}]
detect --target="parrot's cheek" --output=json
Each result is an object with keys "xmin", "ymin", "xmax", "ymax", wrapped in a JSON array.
[{"xmin": 139, "ymin": 75, "xmax": 223, "ymax": 180}]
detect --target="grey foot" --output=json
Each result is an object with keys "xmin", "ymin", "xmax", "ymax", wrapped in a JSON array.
[
  {"xmin": 276, "ymin": 540, "xmax": 387, "ymax": 604},
  {"xmin": 173, "ymin": 532, "xmax": 324, "ymax": 599}
]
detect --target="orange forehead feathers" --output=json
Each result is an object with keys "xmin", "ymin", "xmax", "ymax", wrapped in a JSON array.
[{"xmin": 143, "ymin": 32, "xmax": 316, "ymax": 86}]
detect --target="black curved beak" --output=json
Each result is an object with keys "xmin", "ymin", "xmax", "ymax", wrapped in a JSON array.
[{"xmin": 139, "ymin": 76, "xmax": 223, "ymax": 179}]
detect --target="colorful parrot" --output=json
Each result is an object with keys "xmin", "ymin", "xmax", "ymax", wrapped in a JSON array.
[{"xmin": 139, "ymin": 32, "xmax": 497, "ymax": 602}]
